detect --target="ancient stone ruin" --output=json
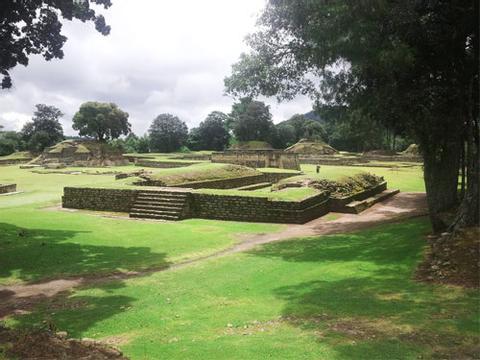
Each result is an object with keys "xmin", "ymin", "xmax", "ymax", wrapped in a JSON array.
[
  {"xmin": 31, "ymin": 140, "xmax": 128, "ymax": 167},
  {"xmin": 0, "ymin": 184, "xmax": 16, "ymax": 194},
  {"xmin": 211, "ymin": 150, "xmax": 300, "ymax": 170},
  {"xmin": 285, "ymin": 138, "xmax": 338, "ymax": 155}
]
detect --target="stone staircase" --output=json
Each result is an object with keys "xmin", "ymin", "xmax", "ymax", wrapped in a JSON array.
[
  {"xmin": 344, "ymin": 189, "xmax": 400, "ymax": 214},
  {"xmin": 129, "ymin": 191, "xmax": 189, "ymax": 221}
]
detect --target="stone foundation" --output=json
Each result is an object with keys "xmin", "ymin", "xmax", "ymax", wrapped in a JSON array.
[
  {"xmin": 212, "ymin": 150, "xmax": 300, "ymax": 170},
  {"xmin": 329, "ymin": 182, "xmax": 387, "ymax": 212},
  {"xmin": 62, "ymin": 187, "xmax": 138, "ymax": 212},
  {"xmin": 135, "ymin": 172, "xmax": 297, "ymax": 189},
  {"xmin": 0, "ymin": 184, "xmax": 16, "ymax": 194}
]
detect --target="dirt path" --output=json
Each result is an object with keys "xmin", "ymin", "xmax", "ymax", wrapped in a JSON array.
[{"xmin": 0, "ymin": 192, "xmax": 427, "ymax": 319}]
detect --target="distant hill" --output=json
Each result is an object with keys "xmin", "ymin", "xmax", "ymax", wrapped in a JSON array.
[{"xmin": 303, "ymin": 111, "xmax": 324, "ymax": 123}]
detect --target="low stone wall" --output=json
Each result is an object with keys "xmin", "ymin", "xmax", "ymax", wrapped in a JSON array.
[
  {"xmin": 62, "ymin": 187, "xmax": 138, "ymax": 212},
  {"xmin": 190, "ymin": 192, "xmax": 329, "ymax": 224},
  {"xmin": 212, "ymin": 150, "xmax": 300, "ymax": 170},
  {"xmin": 330, "ymin": 182, "xmax": 387, "ymax": 212},
  {"xmin": 137, "ymin": 172, "xmax": 298, "ymax": 189},
  {"xmin": 0, "ymin": 159, "xmax": 31, "ymax": 165},
  {"xmin": 0, "ymin": 184, "xmax": 16, "ymax": 194},
  {"xmin": 134, "ymin": 160, "xmax": 197, "ymax": 168}
]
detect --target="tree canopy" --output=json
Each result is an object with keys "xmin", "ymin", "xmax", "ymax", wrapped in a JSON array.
[
  {"xmin": 225, "ymin": 0, "xmax": 479, "ymax": 231},
  {"xmin": 21, "ymin": 104, "xmax": 64, "ymax": 152},
  {"xmin": 0, "ymin": 0, "xmax": 111, "ymax": 89},
  {"xmin": 188, "ymin": 111, "xmax": 230, "ymax": 151},
  {"xmin": 149, "ymin": 114, "xmax": 188, "ymax": 153},
  {"xmin": 230, "ymin": 97, "xmax": 274, "ymax": 142},
  {"xmin": 72, "ymin": 102, "xmax": 131, "ymax": 141}
]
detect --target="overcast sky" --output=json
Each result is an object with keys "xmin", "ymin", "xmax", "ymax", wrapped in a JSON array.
[{"xmin": 0, "ymin": 0, "xmax": 312, "ymax": 136}]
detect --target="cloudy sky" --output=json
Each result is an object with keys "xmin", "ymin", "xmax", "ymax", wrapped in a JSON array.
[{"xmin": 0, "ymin": 0, "xmax": 312, "ymax": 136}]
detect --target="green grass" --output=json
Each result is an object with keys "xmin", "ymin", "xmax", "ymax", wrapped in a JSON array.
[
  {"xmin": 8, "ymin": 218, "xmax": 479, "ymax": 359},
  {"xmin": 0, "ymin": 151, "xmax": 33, "ymax": 160},
  {"xmin": 0, "ymin": 165, "xmax": 282, "ymax": 285},
  {"xmin": 194, "ymin": 186, "xmax": 320, "ymax": 201},
  {"xmin": 300, "ymin": 164, "xmax": 425, "ymax": 192},
  {"xmin": 144, "ymin": 163, "xmax": 261, "ymax": 185}
]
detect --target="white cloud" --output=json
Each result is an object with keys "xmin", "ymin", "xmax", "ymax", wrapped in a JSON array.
[{"xmin": 0, "ymin": 0, "xmax": 313, "ymax": 135}]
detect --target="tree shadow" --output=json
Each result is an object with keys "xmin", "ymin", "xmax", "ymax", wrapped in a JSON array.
[
  {"xmin": 250, "ymin": 219, "xmax": 479, "ymax": 358},
  {"xmin": 5, "ymin": 279, "xmax": 138, "ymax": 339},
  {"xmin": 250, "ymin": 219, "xmax": 430, "ymax": 265},
  {"xmin": 0, "ymin": 222, "xmax": 171, "ymax": 284}
]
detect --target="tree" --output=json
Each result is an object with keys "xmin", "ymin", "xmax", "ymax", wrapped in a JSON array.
[
  {"xmin": 149, "ymin": 114, "xmax": 188, "ymax": 153},
  {"xmin": 0, "ymin": 0, "xmax": 111, "ymax": 89},
  {"xmin": 189, "ymin": 111, "xmax": 230, "ymax": 151},
  {"xmin": 225, "ymin": 0, "xmax": 478, "ymax": 232},
  {"xmin": 0, "ymin": 131, "xmax": 22, "ymax": 156},
  {"xmin": 72, "ymin": 102, "xmax": 131, "ymax": 141},
  {"xmin": 230, "ymin": 98, "xmax": 274, "ymax": 142},
  {"xmin": 21, "ymin": 104, "xmax": 64, "ymax": 152},
  {"xmin": 110, "ymin": 133, "xmax": 150, "ymax": 153},
  {"xmin": 270, "ymin": 124, "xmax": 296, "ymax": 149}
]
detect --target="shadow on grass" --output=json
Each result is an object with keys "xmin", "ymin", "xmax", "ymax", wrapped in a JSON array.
[
  {"xmin": 250, "ymin": 219, "xmax": 479, "ymax": 358},
  {"xmin": 7, "ymin": 280, "xmax": 137, "ymax": 339},
  {"xmin": 0, "ymin": 222, "xmax": 170, "ymax": 284}
]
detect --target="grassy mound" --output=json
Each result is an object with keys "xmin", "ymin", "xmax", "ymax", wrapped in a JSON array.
[
  {"xmin": 0, "ymin": 151, "xmax": 33, "ymax": 160},
  {"xmin": 229, "ymin": 141, "xmax": 273, "ymax": 150},
  {"xmin": 285, "ymin": 139, "xmax": 337, "ymax": 154},
  {"xmin": 402, "ymin": 143, "xmax": 420, "ymax": 155},
  {"xmin": 276, "ymin": 172, "xmax": 384, "ymax": 198},
  {"xmin": 141, "ymin": 163, "xmax": 261, "ymax": 186}
]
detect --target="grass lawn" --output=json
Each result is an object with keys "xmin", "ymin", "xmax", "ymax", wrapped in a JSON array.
[
  {"xmin": 300, "ymin": 164, "xmax": 425, "ymax": 192},
  {"xmin": 0, "ymin": 165, "xmax": 282, "ymax": 285},
  {"xmin": 8, "ymin": 218, "xmax": 479, "ymax": 359},
  {"xmin": 194, "ymin": 186, "xmax": 320, "ymax": 201},
  {"xmin": 143, "ymin": 163, "xmax": 261, "ymax": 185}
]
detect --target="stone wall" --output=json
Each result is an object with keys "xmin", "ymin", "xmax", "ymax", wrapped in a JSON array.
[
  {"xmin": 0, "ymin": 184, "xmax": 16, "ymax": 194},
  {"xmin": 211, "ymin": 150, "xmax": 300, "ymax": 170},
  {"xmin": 62, "ymin": 187, "xmax": 138, "ymax": 212},
  {"xmin": 330, "ymin": 182, "xmax": 387, "ymax": 212},
  {"xmin": 134, "ymin": 160, "xmax": 197, "ymax": 168},
  {"xmin": 0, "ymin": 159, "xmax": 31, "ymax": 165},
  {"xmin": 190, "ymin": 192, "xmax": 329, "ymax": 224},
  {"xmin": 137, "ymin": 172, "xmax": 297, "ymax": 189}
]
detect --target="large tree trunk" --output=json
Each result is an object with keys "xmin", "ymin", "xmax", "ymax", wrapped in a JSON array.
[{"xmin": 422, "ymin": 140, "xmax": 462, "ymax": 233}]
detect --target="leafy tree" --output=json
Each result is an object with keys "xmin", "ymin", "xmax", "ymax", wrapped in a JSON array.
[
  {"xmin": 149, "ymin": 114, "xmax": 188, "ymax": 153},
  {"xmin": 0, "ymin": 0, "xmax": 111, "ymax": 89},
  {"xmin": 225, "ymin": 0, "xmax": 478, "ymax": 231},
  {"xmin": 110, "ymin": 133, "xmax": 150, "ymax": 153},
  {"xmin": 188, "ymin": 111, "xmax": 230, "ymax": 151},
  {"xmin": 0, "ymin": 128, "xmax": 24, "ymax": 156},
  {"xmin": 72, "ymin": 102, "xmax": 131, "ymax": 141},
  {"xmin": 230, "ymin": 98, "xmax": 274, "ymax": 142},
  {"xmin": 270, "ymin": 124, "xmax": 296, "ymax": 149},
  {"xmin": 21, "ymin": 104, "xmax": 64, "ymax": 152}
]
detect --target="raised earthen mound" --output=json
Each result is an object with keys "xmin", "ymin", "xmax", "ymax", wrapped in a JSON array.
[
  {"xmin": 0, "ymin": 326, "xmax": 127, "ymax": 359},
  {"xmin": 274, "ymin": 173, "xmax": 384, "ymax": 198},
  {"xmin": 31, "ymin": 140, "xmax": 128, "ymax": 167},
  {"xmin": 138, "ymin": 163, "xmax": 261, "ymax": 186},
  {"xmin": 285, "ymin": 139, "xmax": 338, "ymax": 155},
  {"xmin": 229, "ymin": 141, "xmax": 273, "ymax": 150},
  {"xmin": 402, "ymin": 144, "xmax": 420, "ymax": 156}
]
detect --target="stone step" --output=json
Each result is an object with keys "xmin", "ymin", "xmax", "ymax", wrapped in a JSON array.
[
  {"xmin": 346, "ymin": 189, "xmax": 400, "ymax": 213},
  {"xmin": 130, "ymin": 208, "xmax": 181, "ymax": 215},
  {"xmin": 132, "ymin": 203, "xmax": 183, "ymax": 211},
  {"xmin": 129, "ymin": 212, "xmax": 180, "ymax": 221},
  {"xmin": 236, "ymin": 182, "xmax": 272, "ymax": 191},
  {"xmin": 134, "ymin": 199, "xmax": 185, "ymax": 206},
  {"xmin": 137, "ymin": 192, "xmax": 188, "ymax": 198},
  {"xmin": 136, "ymin": 195, "xmax": 186, "ymax": 201}
]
